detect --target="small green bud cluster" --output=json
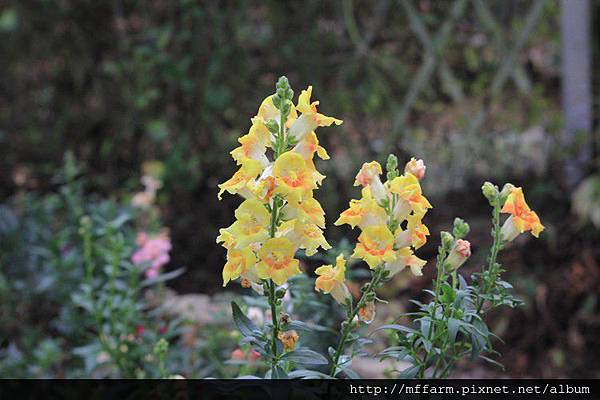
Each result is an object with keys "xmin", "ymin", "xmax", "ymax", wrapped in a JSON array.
[
  {"xmin": 153, "ymin": 338, "xmax": 169, "ymax": 357},
  {"xmin": 452, "ymin": 217, "xmax": 470, "ymax": 239},
  {"xmin": 481, "ymin": 182, "xmax": 499, "ymax": 206},
  {"xmin": 441, "ymin": 231, "xmax": 454, "ymax": 251},
  {"xmin": 386, "ymin": 154, "xmax": 399, "ymax": 181},
  {"xmin": 272, "ymin": 76, "xmax": 294, "ymax": 120}
]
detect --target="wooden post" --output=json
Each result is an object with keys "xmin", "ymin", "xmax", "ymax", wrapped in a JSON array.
[{"xmin": 560, "ymin": 0, "xmax": 592, "ymax": 187}]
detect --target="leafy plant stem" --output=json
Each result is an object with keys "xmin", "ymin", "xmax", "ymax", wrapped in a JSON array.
[
  {"xmin": 329, "ymin": 266, "xmax": 384, "ymax": 377},
  {"xmin": 419, "ymin": 245, "xmax": 447, "ymax": 378},
  {"xmin": 477, "ymin": 194, "xmax": 502, "ymax": 314}
]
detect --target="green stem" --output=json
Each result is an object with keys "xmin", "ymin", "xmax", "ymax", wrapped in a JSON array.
[
  {"xmin": 266, "ymin": 112, "xmax": 286, "ymax": 369},
  {"xmin": 268, "ymin": 280, "xmax": 279, "ymax": 366},
  {"xmin": 329, "ymin": 266, "xmax": 384, "ymax": 377},
  {"xmin": 418, "ymin": 246, "xmax": 447, "ymax": 378},
  {"xmin": 476, "ymin": 196, "xmax": 502, "ymax": 314}
]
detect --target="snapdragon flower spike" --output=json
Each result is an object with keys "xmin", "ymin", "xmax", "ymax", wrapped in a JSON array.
[
  {"xmin": 500, "ymin": 187, "xmax": 544, "ymax": 242},
  {"xmin": 337, "ymin": 156, "xmax": 431, "ymax": 277},
  {"xmin": 217, "ymin": 78, "xmax": 342, "ymax": 289}
]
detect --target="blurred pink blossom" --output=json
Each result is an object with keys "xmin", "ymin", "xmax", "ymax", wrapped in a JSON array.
[{"xmin": 132, "ymin": 231, "xmax": 172, "ymax": 278}]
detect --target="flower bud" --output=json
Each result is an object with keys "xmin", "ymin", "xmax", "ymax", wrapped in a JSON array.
[
  {"xmin": 404, "ymin": 157, "xmax": 426, "ymax": 180},
  {"xmin": 275, "ymin": 288, "xmax": 287, "ymax": 299},
  {"xmin": 276, "ymin": 76, "xmax": 289, "ymax": 90},
  {"xmin": 386, "ymin": 154, "xmax": 399, "ymax": 181},
  {"xmin": 499, "ymin": 183, "xmax": 515, "ymax": 205},
  {"xmin": 452, "ymin": 217, "xmax": 470, "ymax": 239},
  {"xmin": 278, "ymin": 330, "xmax": 299, "ymax": 352},
  {"xmin": 441, "ymin": 231, "xmax": 454, "ymax": 250},
  {"xmin": 358, "ymin": 301, "xmax": 376, "ymax": 324},
  {"xmin": 445, "ymin": 239, "xmax": 471, "ymax": 271},
  {"xmin": 482, "ymin": 182, "xmax": 499, "ymax": 206}
]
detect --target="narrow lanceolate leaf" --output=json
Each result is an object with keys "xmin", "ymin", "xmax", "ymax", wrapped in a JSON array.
[
  {"xmin": 280, "ymin": 348, "xmax": 329, "ymax": 365},
  {"xmin": 231, "ymin": 301, "xmax": 261, "ymax": 338},
  {"xmin": 369, "ymin": 324, "xmax": 418, "ymax": 336},
  {"xmin": 420, "ymin": 317, "xmax": 432, "ymax": 339},
  {"xmin": 141, "ymin": 267, "xmax": 186, "ymax": 287},
  {"xmin": 448, "ymin": 318, "xmax": 460, "ymax": 343},
  {"xmin": 287, "ymin": 320, "xmax": 336, "ymax": 334},
  {"xmin": 287, "ymin": 369, "xmax": 332, "ymax": 379},
  {"xmin": 398, "ymin": 365, "xmax": 420, "ymax": 379}
]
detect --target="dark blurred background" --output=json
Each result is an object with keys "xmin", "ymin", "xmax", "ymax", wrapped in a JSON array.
[{"xmin": 1, "ymin": 0, "xmax": 599, "ymax": 378}]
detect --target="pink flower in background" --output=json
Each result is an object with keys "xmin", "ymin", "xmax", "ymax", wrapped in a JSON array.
[
  {"xmin": 132, "ymin": 231, "xmax": 172, "ymax": 278},
  {"xmin": 231, "ymin": 348, "xmax": 245, "ymax": 360}
]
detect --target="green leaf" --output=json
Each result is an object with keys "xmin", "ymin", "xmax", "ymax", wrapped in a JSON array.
[
  {"xmin": 369, "ymin": 324, "xmax": 418, "ymax": 337},
  {"xmin": 420, "ymin": 317, "xmax": 432, "ymax": 339},
  {"xmin": 398, "ymin": 365, "xmax": 420, "ymax": 378},
  {"xmin": 479, "ymin": 355, "xmax": 505, "ymax": 370},
  {"xmin": 448, "ymin": 318, "xmax": 460, "ymax": 343},
  {"xmin": 280, "ymin": 348, "xmax": 328, "ymax": 365},
  {"xmin": 141, "ymin": 267, "xmax": 186, "ymax": 287},
  {"xmin": 342, "ymin": 367, "xmax": 360, "ymax": 379},
  {"xmin": 287, "ymin": 320, "xmax": 336, "ymax": 334},
  {"xmin": 441, "ymin": 283, "xmax": 456, "ymax": 303},
  {"xmin": 287, "ymin": 369, "xmax": 332, "ymax": 379},
  {"xmin": 458, "ymin": 274, "xmax": 468, "ymax": 290},
  {"xmin": 231, "ymin": 301, "xmax": 261, "ymax": 338},
  {"xmin": 265, "ymin": 366, "xmax": 288, "ymax": 379}
]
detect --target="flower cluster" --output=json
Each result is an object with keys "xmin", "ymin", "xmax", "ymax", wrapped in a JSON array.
[
  {"xmin": 217, "ymin": 77, "xmax": 342, "ymax": 287},
  {"xmin": 336, "ymin": 156, "xmax": 431, "ymax": 278},
  {"xmin": 132, "ymin": 231, "xmax": 172, "ymax": 278}
]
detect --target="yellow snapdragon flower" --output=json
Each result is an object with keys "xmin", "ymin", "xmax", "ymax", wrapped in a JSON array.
[
  {"xmin": 217, "ymin": 159, "xmax": 263, "ymax": 200},
  {"xmin": 222, "ymin": 247, "xmax": 257, "ymax": 287},
  {"xmin": 230, "ymin": 130, "xmax": 269, "ymax": 167},
  {"xmin": 314, "ymin": 255, "xmax": 351, "ymax": 305},
  {"xmin": 278, "ymin": 219, "xmax": 331, "ymax": 256},
  {"xmin": 292, "ymin": 131, "xmax": 330, "ymax": 161},
  {"xmin": 354, "ymin": 161, "xmax": 387, "ymax": 202},
  {"xmin": 289, "ymin": 86, "xmax": 343, "ymax": 142},
  {"xmin": 383, "ymin": 247, "xmax": 427, "ymax": 277},
  {"xmin": 335, "ymin": 187, "xmax": 387, "ymax": 229},
  {"xmin": 273, "ymin": 152, "xmax": 316, "ymax": 202},
  {"xmin": 217, "ymin": 199, "xmax": 270, "ymax": 250},
  {"xmin": 388, "ymin": 173, "xmax": 432, "ymax": 217},
  {"xmin": 256, "ymin": 237, "xmax": 301, "ymax": 285},
  {"xmin": 500, "ymin": 187, "xmax": 544, "ymax": 241},
  {"xmin": 284, "ymin": 197, "xmax": 326, "ymax": 228},
  {"xmin": 352, "ymin": 225, "xmax": 397, "ymax": 269},
  {"xmin": 394, "ymin": 211, "xmax": 430, "ymax": 249}
]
